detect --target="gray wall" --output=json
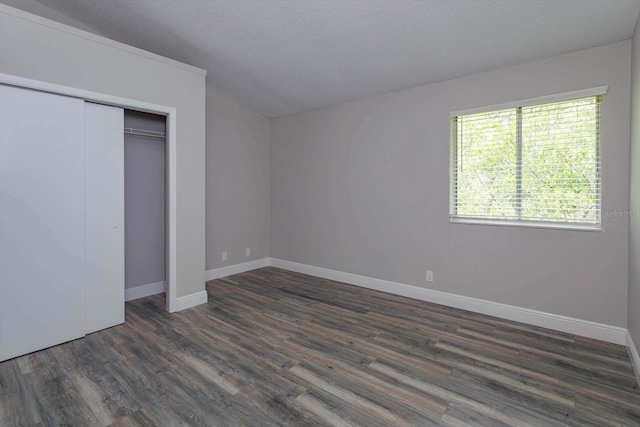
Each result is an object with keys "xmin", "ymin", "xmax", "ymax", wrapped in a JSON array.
[
  {"xmin": 271, "ymin": 41, "xmax": 631, "ymax": 327},
  {"xmin": 630, "ymin": 19, "xmax": 640, "ymax": 350},
  {"xmin": 206, "ymin": 85, "xmax": 270, "ymax": 270},
  {"xmin": 0, "ymin": 5, "xmax": 207, "ymax": 299},
  {"xmin": 124, "ymin": 111, "xmax": 166, "ymax": 289}
]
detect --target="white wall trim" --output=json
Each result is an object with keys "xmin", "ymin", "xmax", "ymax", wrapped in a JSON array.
[
  {"xmin": 269, "ymin": 258, "xmax": 627, "ymax": 345},
  {"xmin": 627, "ymin": 331, "xmax": 640, "ymax": 387},
  {"xmin": 125, "ymin": 281, "xmax": 165, "ymax": 302},
  {"xmin": 206, "ymin": 258, "xmax": 271, "ymax": 281},
  {"xmin": 450, "ymin": 86, "xmax": 608, "ymax": 117},
  {"xmin": 176, "ymin": 291, "xmax": 208, "ymax": 311},
  {"xmin": 0, "ymin": 4, "xmax": 206, "ymax": 76},
  {"xmin": 178, "ymin": 257, "xmax": 271, "ymax": 310},
  {"xmin": 1, "ymin": 73, "xmax": 179, "ymax": 314}
]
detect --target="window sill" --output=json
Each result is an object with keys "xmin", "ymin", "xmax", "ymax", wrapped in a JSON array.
[{"xmin": 449, "ymin": 217, "xmax": 602, "ymax": 232}]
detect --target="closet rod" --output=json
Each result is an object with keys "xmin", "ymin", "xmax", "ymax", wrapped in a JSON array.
[{"xmin": 124, "ymin": 127, "xmax": 166, "ymax": 140}]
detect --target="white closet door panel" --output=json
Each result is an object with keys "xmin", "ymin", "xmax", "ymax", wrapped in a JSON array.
[
  {"xmin": 0, "ymin": 85, "xmax": 86, "ymax": 362},
  {"xmin": 85, "ymin": 102, "xmax": 125, "ymax": 334}
]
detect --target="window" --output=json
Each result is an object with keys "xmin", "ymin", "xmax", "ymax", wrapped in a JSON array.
[{"xmin": 450, "ymin": 92, "xmax": 602, "ymax": 229}]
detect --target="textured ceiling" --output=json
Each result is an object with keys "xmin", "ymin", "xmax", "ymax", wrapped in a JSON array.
[{"xmin": 21, "ymin": 0, "xmax": 640, "ymax": 117}]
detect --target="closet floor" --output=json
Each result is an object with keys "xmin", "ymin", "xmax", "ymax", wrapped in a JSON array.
[{"xmin": 1, "ymin": 267, "xmax": 639, "ymax": 426}]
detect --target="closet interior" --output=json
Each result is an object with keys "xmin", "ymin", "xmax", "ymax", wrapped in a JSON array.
[{"xmin": 124, "ymin": 110, "xmax": 167, "ymax": 298}]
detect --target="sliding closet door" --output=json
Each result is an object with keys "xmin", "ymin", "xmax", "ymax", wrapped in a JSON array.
[
  {"xmin": 85, "ymin": 103, "xmax": 125, "ymax": 334},
  {"xmin": 0, "ymin": 85, "xmax": 86, "ymax": 362}
]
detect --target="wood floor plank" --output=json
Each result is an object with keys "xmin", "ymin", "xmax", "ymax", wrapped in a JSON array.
[
  {"xmin": 441, "ymin": 403, "xmax": 514, "ymax": 427},
  {"xmin": 0, "ymin": 266, "xmax": 638, "ymax": 426},
  {"xmin": 0, "ymin": 362, "xmax": 43, "ymax": 426},
  {"xmin": 31, "ymin": 371, "xmax": 102, "ymax": 426}
]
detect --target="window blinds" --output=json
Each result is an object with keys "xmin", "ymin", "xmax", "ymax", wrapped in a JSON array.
[{"xmin": 450, "ymin": 96, "xmax": 601, "ymax": 227}]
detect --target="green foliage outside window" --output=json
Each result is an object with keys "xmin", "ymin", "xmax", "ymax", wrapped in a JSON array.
[{"xmin": 451, "ymin": 96, "xmax": 600, "ymax": 226}]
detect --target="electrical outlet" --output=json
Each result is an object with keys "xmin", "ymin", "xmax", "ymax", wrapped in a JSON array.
[
  {"xmin": 222, "ymin": 251, "xmax": 227, "ymax": 262},
  {"xmin": 426, "ymin": 270, "xmax": 434, "ymax": 282},
  {"xmin": 245, "ymin": 248, "xmax": 250, "ymax": 257}
]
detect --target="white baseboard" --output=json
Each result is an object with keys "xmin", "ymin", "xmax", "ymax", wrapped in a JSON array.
[
  {"xmin": 269, "ymin": 258, "xmax": 627, "ymax": 345},
  {"xmin": 205, "ymin": 258, "xmax": 271, "ymax": 281},
  {"xmin": 627, "ymin": 331, "xmax": 640, "ymax": 386},
  {"xmin": 176, "ymin": 290, "xmax": 208, "ymax": 311},
  {"xmin": 125, "ymin": 281, "xmax": 165, "ymax": 302},
  {"xmin": 173, "ymin": 258, "xmax": 268, "ymax": 313}
]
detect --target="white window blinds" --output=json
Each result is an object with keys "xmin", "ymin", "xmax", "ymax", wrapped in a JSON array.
[{"xmin": 450, "ymin": 95, "xmax": 601, "ymax": 228}]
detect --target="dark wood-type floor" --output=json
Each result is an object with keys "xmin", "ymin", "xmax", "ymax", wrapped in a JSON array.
[{"xmin": 1, "ymin": 267, "xmax": 639, "ymax": 426}]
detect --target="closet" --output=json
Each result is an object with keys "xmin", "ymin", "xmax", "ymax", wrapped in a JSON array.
[
  {"xmin": 0, "ymin": 84, "xmax": 164, "ymax": 362},
  {"xmin": 124, "ymin": 111, "xmax": 166, "ymax": 296}
]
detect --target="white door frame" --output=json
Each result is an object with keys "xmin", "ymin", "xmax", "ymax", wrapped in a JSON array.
[{"xmin": 0, "ymin": 73, "xmax": 178, "ymax": 313}]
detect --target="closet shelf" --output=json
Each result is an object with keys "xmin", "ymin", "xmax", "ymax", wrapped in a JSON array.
[{"xmin": 124, "ymin": 127, "xmax": 166, "ymax": 139}]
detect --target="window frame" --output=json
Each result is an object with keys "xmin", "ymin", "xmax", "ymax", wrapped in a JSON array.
[{"xmin": 449, "ymin": 87, "xmax": 607, "ymax": 232}]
